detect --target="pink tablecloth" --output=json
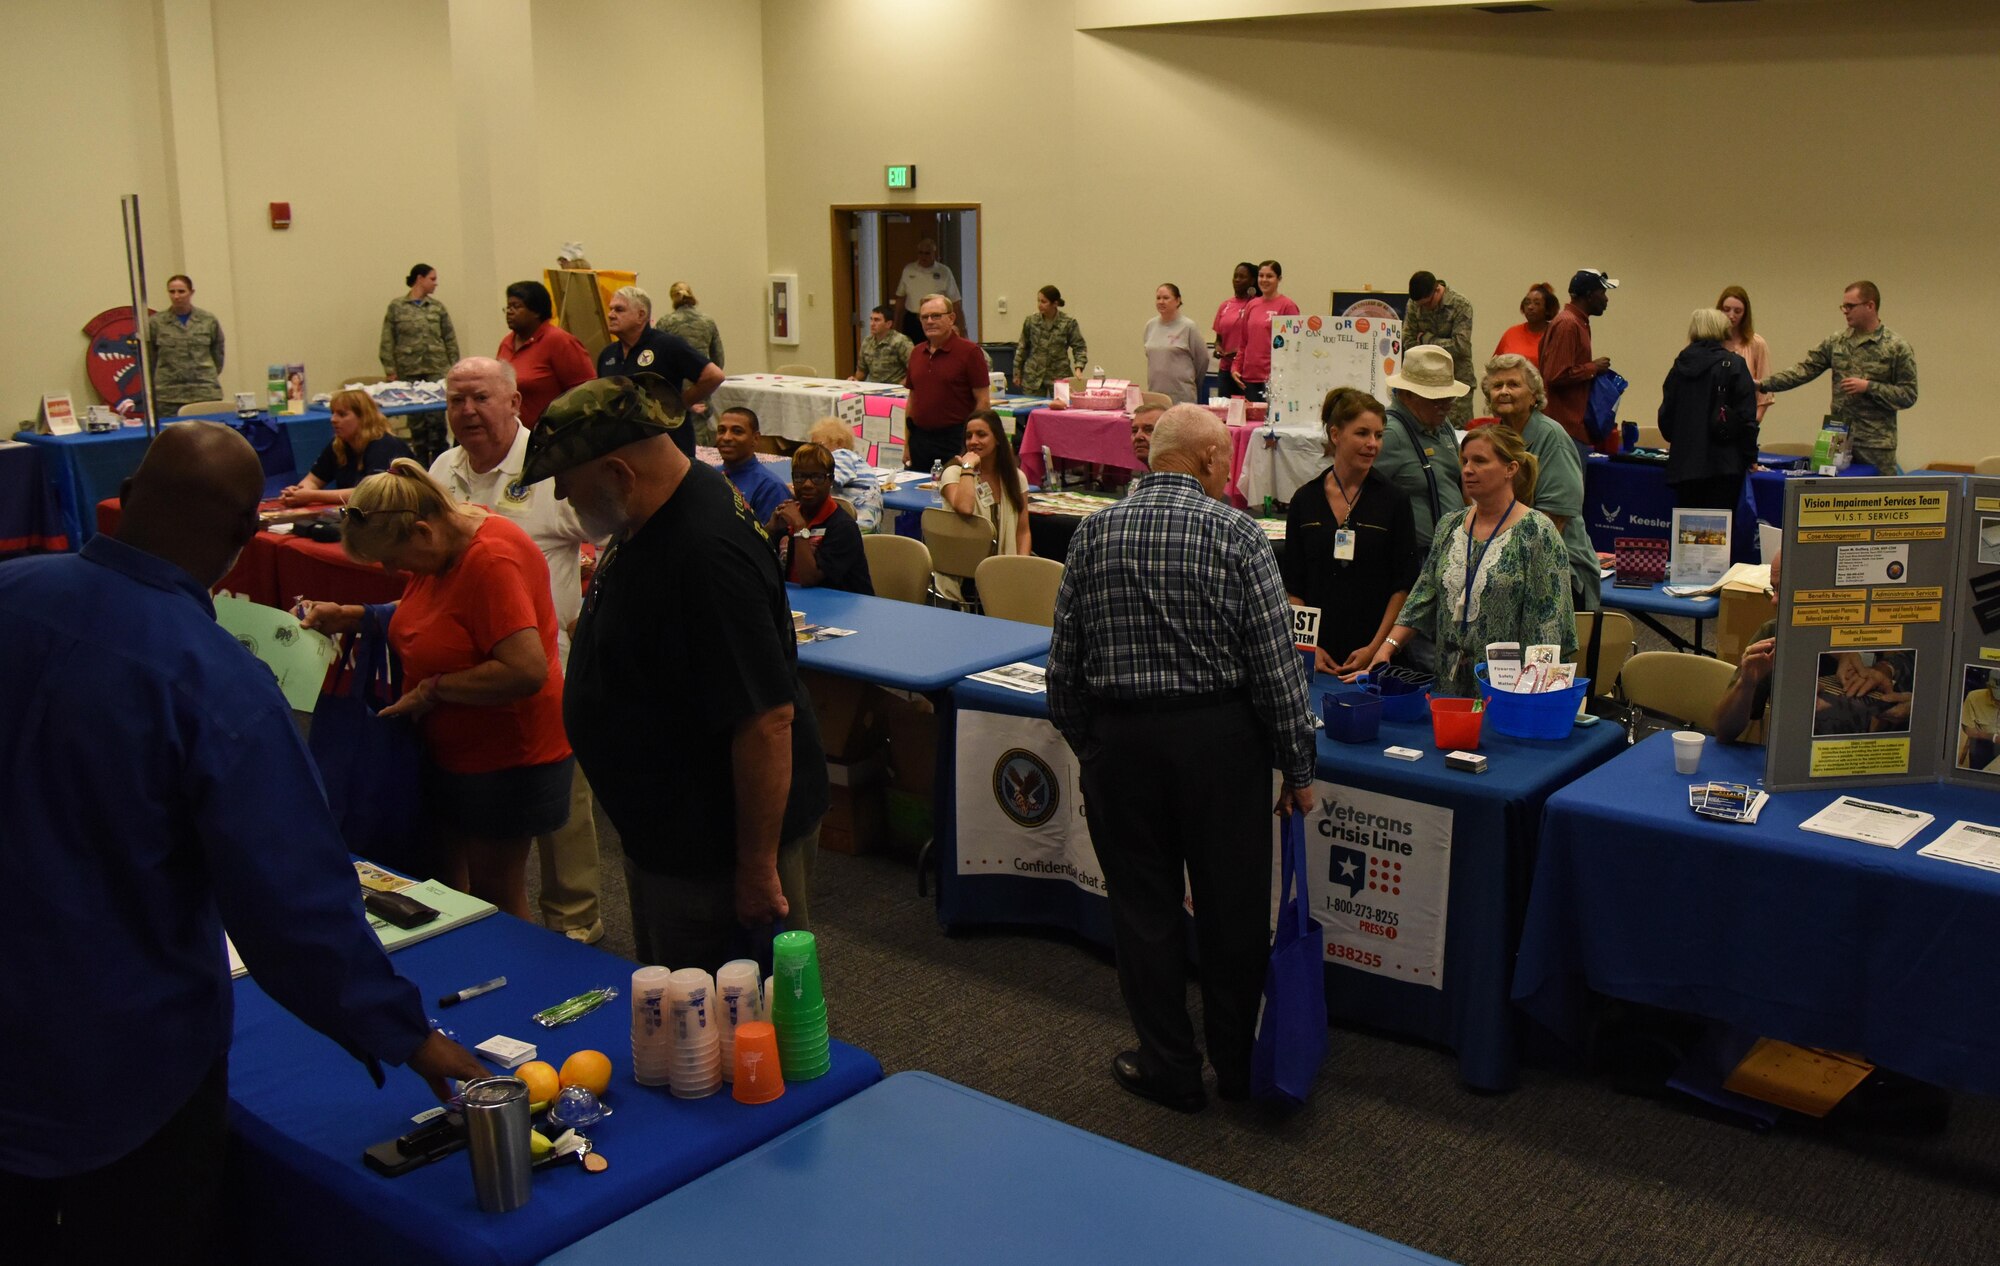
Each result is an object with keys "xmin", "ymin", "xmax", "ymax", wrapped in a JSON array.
[{"xmin": 1017, "ymin": 409, "xmax": 1142, "ymax": 485}]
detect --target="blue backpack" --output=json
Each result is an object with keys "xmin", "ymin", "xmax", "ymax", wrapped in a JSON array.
[{"xmin": 1585, "ymin": 369, "xmax": 1629, "ymax": 445}]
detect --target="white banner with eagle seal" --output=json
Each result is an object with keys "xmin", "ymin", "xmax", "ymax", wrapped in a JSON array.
[{"xmin": 954, "ymin": 711, "xmax": 1102, "ymax": 895}]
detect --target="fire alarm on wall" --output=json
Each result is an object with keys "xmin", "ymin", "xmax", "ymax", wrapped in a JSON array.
[{"xmin": 270, "ymin": 202, "xmax": 292, "ymax": 230}]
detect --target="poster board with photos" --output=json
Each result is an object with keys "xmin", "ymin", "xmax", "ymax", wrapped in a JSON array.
[
  {"xmin": 1765, "ymin": 476, "xmax": 1963, "ymax": 793},
  {"xmin": 1945, "ymin": 476, "xmax": 2000, "ymax": 789},
  {"xmin": 1266, "ymin": 314, "xmax": 1402, "ymax": 430}
]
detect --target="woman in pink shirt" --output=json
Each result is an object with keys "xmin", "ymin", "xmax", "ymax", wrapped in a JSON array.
[
  {"xmin": 1716, "ymin": 285, "xmax": 1772, "ymax": 422},
  {"xmin": 1211, "ymin": 262, "xmax": 1257, "ymax": 399},
  {"xmin": 1237, "ymin": 259, "xmax": 1300, "ymax": 402}
]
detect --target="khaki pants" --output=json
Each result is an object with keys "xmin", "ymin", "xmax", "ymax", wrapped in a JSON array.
[{"xmin": 534, "ymin": 765, "xmax": 602, "ymax": 937}]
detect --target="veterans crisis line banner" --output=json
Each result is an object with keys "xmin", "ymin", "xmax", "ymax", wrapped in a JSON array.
[{"xmin": 954, "ymin": 711, "xmax": 1452, "ymax": 987}]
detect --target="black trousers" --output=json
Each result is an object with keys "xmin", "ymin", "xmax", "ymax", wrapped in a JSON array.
[
  {"xmin": 904, "ymin": 424, "xmax": 966, "ymax": 476},
  {"xmin": 1240, "ymin": 381, "xmax": 1269, "ymax": 404},
  {"xmin": 1076, "ymin": 699, "xmax": 1273, "ymax": 1094},
  {"xmin": 1672, "ymin": 472, "xmax": 1743, "ymax": 511},
  {"xmin": 1, "ymin": 1057, "xmax": 227, "ymax": 1264}
]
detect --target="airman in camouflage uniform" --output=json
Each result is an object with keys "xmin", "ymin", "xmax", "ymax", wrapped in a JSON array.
[
  {"xmin": 147, "ymin": 282, "xmax": 226, "ymax": 416},
  {"xmin": 1014, "ymin": 289, "xmax": 1089, "ymax": 395},
  {"xmin": 380, "ymin": 268, "xmax": 459, "ymax": 464},
  {"xmin": 379, "ymin": 296, "xmax": 460, "ymax": 381},
  {"xmin": 1760, "ymin": 281, "xmax": 1917, "ymax": 474},
  {"xmin": 655, "ymin": 305, "xmax": 724, "ymax": 368},
  {"xmin": 855, "ymin": 328, "xmax": 914, "ymax": 385},
  {"xmin": 1402, "ymin": 273, "xmax": 1476, "ymax": 428}
]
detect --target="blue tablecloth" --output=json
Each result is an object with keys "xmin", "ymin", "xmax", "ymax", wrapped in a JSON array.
[
  {"xmin": 1584, "ymin": 455, "xmax": 1880, "ymax": 556},
  {"xmin": 544, "ymin": 1072, "xmax": 1457, "ymax": 1265},
  {"xmin": 226, "ymin": 913, "xmax": 882, "ymax": 1266},
  {"xmin": 789, "ymin": 585, "xmax": 1050, "ymax": 693},
  {"xmin": 0, "ymin": 443, "xmax": 68, "ymax": 555},
  {"xmin": 1514, "ymin": 733, "xmax": 2000, "ymax": 1097},
  {"xmin": 942, "ymin": 672, "xmax": 1626, "ymax": 1090},
  {"xmin": 19, "ymin": 405, "xmax": 433, "ymax": 548}
]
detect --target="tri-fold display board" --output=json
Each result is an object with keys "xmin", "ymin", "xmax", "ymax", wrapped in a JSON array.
[{"xmin": 1765, "ymin": 476, "xmax": 2000, "ymax": 792}]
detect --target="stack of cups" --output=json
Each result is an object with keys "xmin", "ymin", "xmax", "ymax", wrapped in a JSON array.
[
  {"xmin": 731, "ymin": 1021, "xmax": 785, "ymax": 1104},
  {"xmin": 770, "ymin": 931, "xmax": 832, "ymax": 1081},
  {"xmin": 630, "ymin": 966, "xmax": 673, "ymax": 1087},
  {"xmin": 666, "ymin": 968, "xmax": 722, "ymax": 1099},
  {"xmin": 715, "ymin": 959, "xmax": 764, "ymax": 1082}
]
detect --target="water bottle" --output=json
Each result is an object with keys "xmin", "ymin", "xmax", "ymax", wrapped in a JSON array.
[
  {"xmin": 1089, "ymin": 364, "xmax": 1105, "ymax": 388},
  {"xmin": 1042, "ymin": 445, "xmax": 1055, "ymax": 489},
  {"xmin": 929, "ymin": 459, "xmax": 943, "ymax": 487}
]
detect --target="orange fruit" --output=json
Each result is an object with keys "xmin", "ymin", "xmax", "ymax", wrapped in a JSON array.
[
  {"xmin": 559, "ymin": 1049, "xmax": 612, "ymax": 1097},
  {"xmin": 517, "ymin": 1060, "xmax": 560, "ymax": 1106}
]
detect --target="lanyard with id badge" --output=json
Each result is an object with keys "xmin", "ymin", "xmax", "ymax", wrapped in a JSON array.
[{"xmin": 1329, "ymin": 472, "xmax": 1358, "ymax": 563}]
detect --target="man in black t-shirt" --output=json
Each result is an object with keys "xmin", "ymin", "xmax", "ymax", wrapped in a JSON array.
[
  {"xmin": 596, "ymin": 285, "xmax": 726, "ymax": 462},
  {"xmin": 523, "ymin": 377, "xmax": 828, "ymax": 971}
]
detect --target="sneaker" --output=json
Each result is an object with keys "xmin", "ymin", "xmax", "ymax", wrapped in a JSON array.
[{"xmin": 563, "ymin": 923, "xmax": 605, "ymax": 945}]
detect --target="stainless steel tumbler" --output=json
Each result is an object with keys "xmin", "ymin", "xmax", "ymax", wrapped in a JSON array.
[{"xmin": 461, "ymin": 1075, "xmax": 533, "ymax": 1213}]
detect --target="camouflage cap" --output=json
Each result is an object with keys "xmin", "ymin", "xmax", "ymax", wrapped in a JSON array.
[{"xmin": 522, "ymin": 374, "xmax": 683, "ymax": 484}]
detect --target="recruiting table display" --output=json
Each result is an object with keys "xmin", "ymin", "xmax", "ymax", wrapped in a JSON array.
[
  {"xmin": 1765, "ymin": 476, "xmax": 1989, "ymax": 792},
  {"xmin": 1242, "ymin": 314, "xmax": 1403, "ymax": 509},
  {"xmin": 1947, "ymin": 476, "xmax": 2000, "ymax": 790}
]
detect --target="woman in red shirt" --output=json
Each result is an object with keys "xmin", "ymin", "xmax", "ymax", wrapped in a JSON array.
[
  {"xmin": 496, "ymin": 280, "xmax": 596, "ymax": 428},
  {"xmin": 1237, "ymin": 259, "xmax": 1300, "ymax": 402},
  {"xmin": 302, "ymin": 459, "xmax": 571, "ymax": 918},
  {"xmin": 1491, "ymin": 282, "xmax": 1559, "ymax": 368}
]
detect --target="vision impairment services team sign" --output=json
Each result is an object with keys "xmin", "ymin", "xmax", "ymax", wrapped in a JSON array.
[
  {"xmin": 955, "ymin": 712, "xmax": 1102, "ymax": 894},
  {"xmin": 1282, "ymin": 781, "xmax": 1452, "ymax": 989}
]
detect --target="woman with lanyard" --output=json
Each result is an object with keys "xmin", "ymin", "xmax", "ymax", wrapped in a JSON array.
[
  {"xmin": 1360, "ymin": 424, "xmax": 1575, "ymax": 696},
  {"xmin": 1283, "ymin": 388, "xmax": 1419, "ymax": 677}
]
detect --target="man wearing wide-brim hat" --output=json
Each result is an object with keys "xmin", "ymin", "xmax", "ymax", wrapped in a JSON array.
[
  {"xmin": 522, "ymin": 375, "xmax": 828, "ymax": 972},
  {"xmin": 1375, "ymin": 344, "xmax": 1473, "ymax": 676}
]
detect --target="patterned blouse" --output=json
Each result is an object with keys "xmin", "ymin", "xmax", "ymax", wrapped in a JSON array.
[
  {"xmin": 1397, "ymin": 505, "xmax": 1577, "ymax": 696},
  {"xmin": 1014, "ymin": 312, "xmax": 1089, "ymax": 394}
]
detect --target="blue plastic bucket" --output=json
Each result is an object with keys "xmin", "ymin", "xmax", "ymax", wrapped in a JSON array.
[
  {"xmin": 1372, "ymin": 671, "xmax": 1433, "ymax": 724},
  {"xmin": 1321, "ymin": 686, "xmax": 1383, "ymax": 744},
  {"xmin": 1474, "ymin": 663, "xmax": 1590, "ymax": 741}
]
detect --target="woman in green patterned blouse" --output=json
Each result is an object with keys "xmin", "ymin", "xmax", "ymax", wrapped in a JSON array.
[
  {"xmin": 1013, "ymin": 285, "xmax": 1089, "ymax": 395},
  {"xmin": 1360, "ymin": 424, "xmax": 1576, "ymax": 696}
]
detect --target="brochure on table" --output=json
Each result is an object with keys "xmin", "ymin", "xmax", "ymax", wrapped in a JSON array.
[
  {"xmin": 1763, "ymin": 476, "xmax": 2000, "ymax": 793},
  {"xmin": 1669, "ymin": 507, "xmax": 1732, "ymax": 587},
  {"xmin": 227, "ymin": 866, "xmax": 497, "ymax": 977}
]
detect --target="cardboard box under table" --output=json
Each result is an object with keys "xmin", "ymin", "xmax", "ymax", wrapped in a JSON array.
[{"xmin": 942, "ymin": 669, "xmax": 1626, "ymax": 1091}]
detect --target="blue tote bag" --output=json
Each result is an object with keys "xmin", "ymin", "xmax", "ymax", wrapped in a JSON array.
[
  {"xmin": 307, "ymin": 625, "xmax": 431, "ymax": 876},
  {"xmin": 1250, "ymin": 810, "xmax": 1329, "ymax": 1104}
]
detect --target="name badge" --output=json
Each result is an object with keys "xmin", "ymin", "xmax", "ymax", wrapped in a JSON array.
[{"xmin": 1334, "ymin": 528, "xmax": 1356, "ymax": 561}]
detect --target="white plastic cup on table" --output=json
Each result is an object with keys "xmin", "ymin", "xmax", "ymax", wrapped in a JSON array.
[
  {"xmin": 630, "ymin": 966, "xmax": 672, "ymax": 1045},
  {"xmin": 717, "ymin": 959, "xmax": 761, "ymax": 1079},
  {"xmin": 1672, "ymin": 730, "xmax": 1705, "ymax": 776}
]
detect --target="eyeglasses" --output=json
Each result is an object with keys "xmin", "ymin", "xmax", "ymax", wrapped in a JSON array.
[
  {"xmin": 338, "ymin": 506, "xmax": 418, "ymax": 524},
  {"xmin": 793, "ymin": 471, "xmax": 834, "ymax": 484},
  {"xmin": 919, "ymin": 312, "xmax": 949, "ymax": 321},
  {"xmin": 1839, "ymin": 301, "xmax": 1871, "ymax": 312}
]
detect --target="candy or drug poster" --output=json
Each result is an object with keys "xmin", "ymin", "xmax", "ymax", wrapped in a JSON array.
[{"xmin": 1267, "ymin": 314, "xmax": 1403, "ymax": 428}]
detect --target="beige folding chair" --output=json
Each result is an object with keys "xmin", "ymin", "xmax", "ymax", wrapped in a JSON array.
[
  {"xmin": 175, "ymin": 399, "xmax": 232, "ymax": 416},
  {"xmin": 1138, "ymin": 391, "xmax": 1171, "ymax": 409},
  {"xmin": 1573, "ymin": 611, "xmax": 1635, "ymax": 698},
  {"xmin": 774, "ymin": 363, "xmax": 819, "ymax": 377},
  {"xmin": 1974, "ymin": 455, "xmax": 2000, "ymax": 476},
  {"xmin": 973, "ymin": 556, "xmax": 1064, "ymax": 627},
  {"xmin": 921, "ymin": 507, "xmax": 997, "ymax": 609},
  {"xmin": 833, "ymin": 496, "xmax": 856, "ymax": 520},
  {"xmin": 1761, "ymin": 441, "xmax": 1814, "ymax": 458},
  {"xmin": 862, "ymin": 533, "xmax": 932, "ymax": 606},
  {"xmin": 1618, "ymin": 651, "xmax": 1740, "ymax": 732}
]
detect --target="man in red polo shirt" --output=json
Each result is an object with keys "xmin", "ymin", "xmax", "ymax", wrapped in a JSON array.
[
  {"xmin": 1541, "ymin": 269, "xmax": 1616, "ymax": 450},
  {"xmin": 904, "ymin": 293, "xmax": 990, "ymax": 474}
]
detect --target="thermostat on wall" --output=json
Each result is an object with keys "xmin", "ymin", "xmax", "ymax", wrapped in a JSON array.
[{"xmin": 885, "ymin": 164, "xmax": 916, "ymax": 191}]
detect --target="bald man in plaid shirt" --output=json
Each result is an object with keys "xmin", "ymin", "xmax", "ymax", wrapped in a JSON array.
[{"xmin": 1049, "ymin": 404, "xmax": 1316, "ymax": 1112}]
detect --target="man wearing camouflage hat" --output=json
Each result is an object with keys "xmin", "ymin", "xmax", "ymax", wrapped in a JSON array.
[{"xmin": 523, "ymin": 376, "xmax": 827, "ymax": 970}]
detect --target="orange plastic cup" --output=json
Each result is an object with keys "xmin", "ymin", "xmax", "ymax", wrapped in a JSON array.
[
  {"xmin": 1429, "ymin": 696, "xmax": 1483, "ymax": 750},
  {"xmin": 731, "ymin": 1021, "xmax": 786, "ymax": 1105}
]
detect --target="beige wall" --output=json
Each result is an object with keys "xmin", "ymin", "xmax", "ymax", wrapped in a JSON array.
[
  {"xmin": 1, "ymin": 0, "xmax": 177, "ymax": 423},
  {"xmin": 764, "ymin": 0, "xmax": 2000, "ymax": 466}
]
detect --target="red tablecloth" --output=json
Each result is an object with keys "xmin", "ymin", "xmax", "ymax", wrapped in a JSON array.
[
  {"xmin": 1017, "ymin": 409, "xmax": 1144, "ymax": 485},
  {"xmin": 95, "ymin": 498, "xmax": 406, "ymax": 608}
]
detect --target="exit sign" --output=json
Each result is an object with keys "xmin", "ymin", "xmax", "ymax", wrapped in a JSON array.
[{"xmin": 885, "ymin": 164, "xmax": 916, "ymax": 190}]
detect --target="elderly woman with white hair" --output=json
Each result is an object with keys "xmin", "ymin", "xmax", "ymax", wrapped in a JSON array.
[
  {"xmin": 806, "ymin": 417, "xmax": 884, "ymax": 531},
  {"xmin": 1480, "ymin": 352, "xmax": 1601, "ymax": 613},
  {"xmin": 595, "ymin": 283, "xmax": 727, "ymax": 460},
  {"xmin": 1658, "ymin": 308, "xmax": 1760, "ymax": 510}
]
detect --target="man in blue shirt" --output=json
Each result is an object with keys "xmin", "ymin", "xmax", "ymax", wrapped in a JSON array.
[
  {"xmin": 0, "ymin": 422, "xmax": 484, "ymax": 1262},
  {"xmin": 715, "ymin": 406, "xmax": 792, "ymax": 528}
]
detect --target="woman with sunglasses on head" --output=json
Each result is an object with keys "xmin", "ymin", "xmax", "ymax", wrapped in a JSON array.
[
  {"xmin": 299, "ymin": 460, "xmax": 571, "ymax": 921},
  {"xmin": 767, "ymin": 443, "xmax": 874, "ymax": 594}
]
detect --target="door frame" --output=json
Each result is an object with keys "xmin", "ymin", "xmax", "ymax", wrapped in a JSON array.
[{"xmin": 828, "ymin": 202, "xmax": 983, "ymax": 378}]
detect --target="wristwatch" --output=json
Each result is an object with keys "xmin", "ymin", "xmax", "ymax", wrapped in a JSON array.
[{"xmin": 1382, "ymin": 635, "xmax": 1401, "ymax": 653}]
